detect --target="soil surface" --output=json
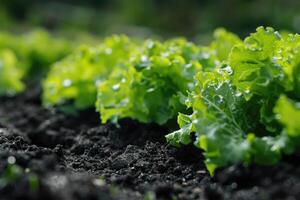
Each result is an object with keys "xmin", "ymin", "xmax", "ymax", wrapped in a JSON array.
[{"xmin": 0, "ymin": 87, "xmax": 300, "ymax": 200}]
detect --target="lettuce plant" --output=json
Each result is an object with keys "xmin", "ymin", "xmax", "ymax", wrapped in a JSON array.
[
  {"xmin": 43, "ymin": 35, "xmax": 137, "ymax": 109},
  {"xmin": 19, "ymin": 29, "xmax": 73, "ymax": 77},
  {"xmin": 0, "ymin": 29, "xmax": 72, "ymax": 77},
  {"xmin": 0, "ymin": 49, "xmax": 24, "ymax": 96},
  {"xmin": 166, "ymin": 27, "xmax": 300, "ymax": 175},
  {"xmin": 43, "ymin": 29, "xmax": 240, "ymax": 119},
  {"xmin": 0, "ymin": 29, "xmax": 72, "ymax": 97},
  {"xmin": 96, "ymin": 38, "xmax": 203, "ymax": 124}
]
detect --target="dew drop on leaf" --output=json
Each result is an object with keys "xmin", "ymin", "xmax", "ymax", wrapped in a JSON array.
[
  {"xmin": 235, "ymin": 91, "xmax": 242, "ymax": 97},
  {"xmin": 7, "ymin": 156, "xmax": 16, "ymax": 164},
  {"xmin": 105, "ymin": 48, "xmax": 112, "ymax": 55},
  {"xmin": 62, "ymin": 79, "xmax": 72, "ymax": 87},
  {"xmin": 223, "ymin": 65, "xmax": 233, "ymax": 75},
  {"xmin": 141, "ymin": 55, "xmax": 148, "ymax": 62},
  {"xmin": 112, "ymin": 84, "xmax": 120, "ymax": 91}
]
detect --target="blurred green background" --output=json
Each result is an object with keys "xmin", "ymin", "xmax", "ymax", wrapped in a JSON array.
[{"xmin": 1, "ymin": 0, "xmax": 300, "ymax": 38}]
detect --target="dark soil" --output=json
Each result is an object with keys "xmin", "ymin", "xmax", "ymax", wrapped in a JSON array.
[{"xmin": 0, "ymin": 87, "xmax": 300, "ymax": 200}]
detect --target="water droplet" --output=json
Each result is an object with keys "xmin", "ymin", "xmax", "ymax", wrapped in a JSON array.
[
  {"xmin": 141, "ymin": 55, "xmax": 148, "ymax": 62},
  {"xmin": 93, "ymin": 178, "xmax": 105, "ymax": 187},
  {"xmin": 201, "ymin": 52, "xmax": 210, "ymax": 59},
  {"xmin": 192, "ymin": 119, "xmax": 199, "ymax": 124},
  {"xmin": 244, "ymin": 89, "xmax": 252, "ymax": 100},
  {"xmin": 120, "ymin": 98, "xmax": 129, "ymax": 106},
  {"xmin": 223, "ymin": 66, "xmax": 233, "ymax": 75},
  {"xmin": 274, "ymin": 31, "xmax": 281, "ymax": 39},
  {"xmin": 147, "ymin": 88, "xmax": 155, "ymax": 92},
  {"xmin": 214, "ymin": 83, "xmax": 223, "ymax": 90},
  {"xmin": 162, "ymin": 52, "xmax": 170, "ymax": 57},
  {"xmin": 95, "ymin": 80, "xmax": 102, "ymax": 86},
  {"xmin": 7, "ymin": 156, "xmax": 16, "ymax": 164},
  {"xmin": 215, "ymin": 95, "xmax": 224, "ymax": 104},
  {"xmin": 188, "ymin": 83, "xmax": 194, "ymax": 90},
  {"xmin": 62, "ymin": 79, "xmax": 72, "ymax": 87},
  {"xmin": 214, "ymin": 60, "xmax": 220, "ymax": 66},
  {"xmin": 112, "ymin": 84, "xmax": 120, "ymax": 91},
  {"xmin": 147, "ymin": 41, "xmax": 154, "ymax": 49},
  {"xmin": 235, "ymin": 91, "xmax": 242, "ymax": 97},
  {"xmin": 121, "ymin": 78, "xmax": 126, "ymax": 83},
  {"xmin": 105, "ymin": 48, "xmax": 112, "ymax": 55},
  {"xmin": 185, "ymin": 63, "xmax": 192, "ymax": 68}
]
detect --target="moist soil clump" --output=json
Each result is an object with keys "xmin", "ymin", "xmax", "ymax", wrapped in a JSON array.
[{"xmin": 0, "ymin": 87, "xmax": 300, "ymax": 200}]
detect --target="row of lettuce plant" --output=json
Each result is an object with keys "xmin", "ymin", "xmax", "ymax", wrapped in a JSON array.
[
  {"xmin": 0, "ymin": 29, "xmax": 73, "ymax": 96},
  {"xmin": 167, "ymin": 27, "xmax": 300, "ymax": 174},
  {"xmin": 43, "ymin": 29, "xmax": 239, "ymax": 122},
  {"xmin": 1, "ymin": 27, "xmax": 300, "ymax": 175}
]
